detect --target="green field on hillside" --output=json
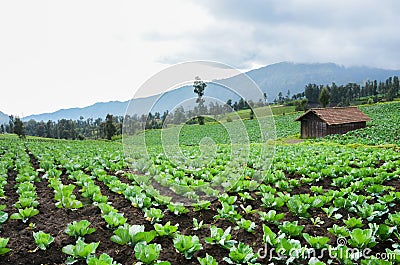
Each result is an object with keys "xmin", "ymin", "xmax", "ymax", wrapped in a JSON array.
[
  {"xmin": 0, "ymin": 102, "xmax": 399, "ymax": 264},
  {"xmin": 225, "ymin": 105, "xmax": 297, "ymax": 121}
]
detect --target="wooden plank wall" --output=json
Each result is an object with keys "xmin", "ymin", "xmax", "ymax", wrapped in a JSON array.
[
  {"xmin": 327, "ymin": 122, "xmax": 366, "ymax": 135},
  {"xmin": 300, "ymin": 114, "xmax": 327, "ymax": 138},
  {"xmin": 300, "ymin": 114, "xmax": 366, "ymax": 138}
]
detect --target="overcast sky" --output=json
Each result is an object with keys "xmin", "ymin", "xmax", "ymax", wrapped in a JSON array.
[{"xmin": 1, "ymin": 0, "xmax": 399, "ymax": 116}]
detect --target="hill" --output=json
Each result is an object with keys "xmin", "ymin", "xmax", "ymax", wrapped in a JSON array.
[
  {"xmin": 22, "ymin": 101, "xmax": 130, "ymax": 122},
  {"xmin": 0, "ymin": 111, "xmax": 9, "ymax": 124},
  {"xmin": 23, "ymin": 62, "xmax": 400, "ymax": 121},
  {"xmin": 244, "ymin": 62, "xmax": 400, "ymax": 100}
]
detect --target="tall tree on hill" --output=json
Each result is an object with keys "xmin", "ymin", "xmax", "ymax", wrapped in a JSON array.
[
  {"xmin": 394, "ymin": 76, "xmax": 399, "ymax": 96},
  {"xmin": 193, "ymin": 76, "xmax": 207, "ymax": 125},
  {"xmin": 373, "ymin": 80, "xmax": 378, "ymax": 96},
  {"xmin": 13, "ymin": 117, "xmax": 25, "ymax": 138},
  {"xmin": 319, "ymin": 87, "xmax": 330, "ymax": 108},
  {"xmin": 286, "ymin": 90, "xmax": 290, "ymax": 102},
  {"xmin": 46, "ymin": 120, "xmax": 54, "ymax": 138},
  {"xmin": 8, "ymin": 115, "xmax": 14, "ymax": 133},
  {"xmin": 386, "ymin": 87, "xmax": 396, "ymax": 101},
  {"xmin": 57, "ymin": 119, "xmax": 76, "ymax": 139},
  {"xmin": 294, "ymin": 98, "xmax": 308, "ymax": 111},
  {"xmin": 277, "ymin": 92, "xmax": 284, "ymax": 104},
  {"xmin": 305, "ymin": 84, "xmax": 320, "ymax": 104},
  {"xmin": 226, "ymin": 99, "xmax": 232, "ymax": 108},
  {"xmin": 238, "ymin": 98, "xmax": 247, "ymax": 110},
  {"xmin": 105, "ymin": 114, "xmax": 116, "ymax": 140}
]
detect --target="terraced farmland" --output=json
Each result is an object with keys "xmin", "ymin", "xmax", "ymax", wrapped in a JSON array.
[{"xmin": 0, "ymin": 102, "xmax": 399, "ymax": 264}]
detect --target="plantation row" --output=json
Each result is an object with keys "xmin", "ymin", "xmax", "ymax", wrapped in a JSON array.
[
  {"xmin": 139, "ymin": 101, "xmax": 400, "ymax": 145},
  {"xmin": 325, "ymin": 102, "xmax": 400, "ymax": 146},
  {"xmin": 0, "ymin": 137, "xmax": 399, "ymax": 264}
]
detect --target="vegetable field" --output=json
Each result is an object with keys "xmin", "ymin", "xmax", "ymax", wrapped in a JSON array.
[
  {"xmin": 325, "ymin": 103, "xmax": 400, "ymax": 146},
  {"xmin": 0, "ymin": 102, "xmax": 399, "ymax": 265}
]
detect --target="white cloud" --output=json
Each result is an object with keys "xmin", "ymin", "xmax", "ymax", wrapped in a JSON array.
[
  {"xmin": 0, "ymin": 0, "xmax": 399, "ymax": 116},
  {"xmin": 0, "ymin": 0, "xmax": 205, "ymax": 116}
]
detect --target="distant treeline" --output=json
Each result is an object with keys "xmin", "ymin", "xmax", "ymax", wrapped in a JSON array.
[
  {"xmin": 1, "ymin": 98, "xmax": 267, "ymax": 140},
  {"xmin": 275, "ymin": 76, "xmax": 400, "ymax": 108},
  {"xmin": 3, "ymin": 76, "xmax": 398, "ymax": 140},
  {"xmin": 125, "ymin": 98, "xmax": 267, "ymax": 131},
  {"xmin": 1, "ymin": 114, "xmax": 124, "ymax": 140}
]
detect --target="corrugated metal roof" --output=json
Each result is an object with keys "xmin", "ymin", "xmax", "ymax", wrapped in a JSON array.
[{"xmin": 295, "ymin": 107, "xmax": 371, "ymax": 125}]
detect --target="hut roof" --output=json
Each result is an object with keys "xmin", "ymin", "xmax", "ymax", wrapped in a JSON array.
[{"xmin": 295, "ymin": 107, "xmax": 371, "ymax": 125}]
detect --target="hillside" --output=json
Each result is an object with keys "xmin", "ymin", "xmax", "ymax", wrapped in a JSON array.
[
  {"xmin": 0, "ymin": 111, "xmax": 9, "ymax": 124},
  {"xmin": 245, "ymin": 62, "xmax": 400, "ymax": 100},
  {"xmin": 1, "ymin": 101, "xmax": 399, "ymax": 265},
  {"xmin": 22, "ymin": 101, "xmax": 130, "ymax": 123},
  {"xmin": 23, "ymin": 62, "xmax": 400, "ymax": 122}
]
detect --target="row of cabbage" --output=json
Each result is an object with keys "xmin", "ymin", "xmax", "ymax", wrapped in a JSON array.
[
  {"xmin": 0, "ymin": 140, "xmax": 53, "ymax": 255},
  {"xmin": 325, "ymin": 102, "xmax": 400, "ymax": 146},
  {"xmin": 18, "ymin": 138, "xmax": 399, "ymax": 264},
  {"xmin": 0, "ymin": 137, "xmax": 399, "ymax": 264}
]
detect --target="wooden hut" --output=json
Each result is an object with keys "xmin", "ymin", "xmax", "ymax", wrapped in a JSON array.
[{"xmin": 295, "ymin": 107, "xmax": 371, "ymax": 138}]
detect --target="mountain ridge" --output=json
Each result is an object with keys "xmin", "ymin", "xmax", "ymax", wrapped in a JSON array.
[
  {"xmin": 0, "ymin": 111, "xmax": 9, "ymax": 125},
  {"xmin": 22, "ymin": 62, "xmax": 400, "ymax": 122}
]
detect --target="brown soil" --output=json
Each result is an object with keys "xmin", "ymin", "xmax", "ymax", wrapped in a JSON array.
[{"xmin": 0, "ymin": 152, "xmax": 397, "ymax": 265}]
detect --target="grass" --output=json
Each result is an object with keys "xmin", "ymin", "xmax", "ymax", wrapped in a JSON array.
[
  {"xmin": 224, "ymin": 105, "xmax": 298, "ymax": 121},
  {"xmin": 270, "ymin": 105, "xmax": 297, "ymax": 115},
  {"xmin": 1, "ymin": 101, "xmax": 399, "ymax": 265}
]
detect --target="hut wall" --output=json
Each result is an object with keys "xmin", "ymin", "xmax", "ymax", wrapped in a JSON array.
[
  {"xmin": 327, "ymin": 122, "xmax": 366, "ymax": 135},
  {"xmin": 300, "ymin": 114, "xmax": 327, "ymax": 138}
]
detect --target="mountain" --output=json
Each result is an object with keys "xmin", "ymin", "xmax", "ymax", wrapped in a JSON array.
[
  {"xmin": 23, "ymin": 62, "xmax": 400, "ymax": 121},
  {"xmin": 244, "ymin": 62, "xmax": 400, "ymax": 100},
  {"xmin": 23, "ymin": 101, "xmax": 130, "ymax": 122},
  {"xmin": 0, "ymin": 111, "xmax": 9, "ymax": 125}
]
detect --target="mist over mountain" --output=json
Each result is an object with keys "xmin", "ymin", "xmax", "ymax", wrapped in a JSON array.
[
  {"xmin": 0, "ymin": 111, "xmax": 9, "ymax": 124},
  {"xmin": 245, "ymin": 62, "xmax": 400, "ymax": 100},
  {"xmin": 22, "ymin": 62, "xmax": 400, "ymax": 122}
]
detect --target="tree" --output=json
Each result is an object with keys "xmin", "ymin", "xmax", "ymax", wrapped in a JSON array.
[
  {"xmin": 36, "ymin": 121, "xmax": 46, "ymax": 137},
  {"xmin": 256, "ymin": 98, "xmax": 265, "ymax": 107},
  {"xmin": 319, "ymin": 87, "xmax": 330, "ymax": 108},
  {"xmin": 294, "ymin": 98, "xmax": 308, "ymax": 111},
  {"xmin": 193, "ymin": 76, "xmax": 207, "ymax": 125},
  {"xmin": 285, "ymin": 90, "xmax": 290, "ymax": 102},
  {"xmin": 8, "ymin": 115, "xmax": 14, "ymax": 133},
  {"xmin": 13, "ymin": 117, "xmax": 25, "ymax": 138},
  {"xmin": 373, "ymin": 80, "xmax": 378, "ymax": 96},
  {"xmin": 386, "ymin": 87, "xmax": 395, "ymax": 102},
  {"xmin": 238, "ymin": 98, "xmax": 247, "ymax": 110},
  {"xmin": 173, "ymin": 106, "xmax": 186, "ymax": 124},
  {"xmin": 277, "ymin": 92, "xmax": 284, "ymax": 104},
  {"xmin": 249, "ymin": 108, "xmax": 254, "ymax": 120},
  {"xmin": 393, "ymin": 76, "xmax": 399, "ymax": 97},
  {"xmin": 25, "ymin": 119, "xmax": 37, "ymax": 136},
  {"xmin": 105, "ymin": 114, "xmax": 116, "ymax": 140},
  {"xmin": 161, "ymin": 110, "xmax": 168, "ymax": 123},
  {"xmin": 194, "ymin": 76, "xmax": 206, "ymax": 98},
  {"xmin": 46, "ymin": 120, "xmax": 54, "ymax": 138},
  {"xmin": 57, "ymin": 119, "xmax": 76, "ymax": 139},
  {"xmin": 367, "ymin": 98, "xmax": 374, "ymax": 105},
  {"xmin": 305, "ymin": 84, "xmax": 320, "ymax": 104}
]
